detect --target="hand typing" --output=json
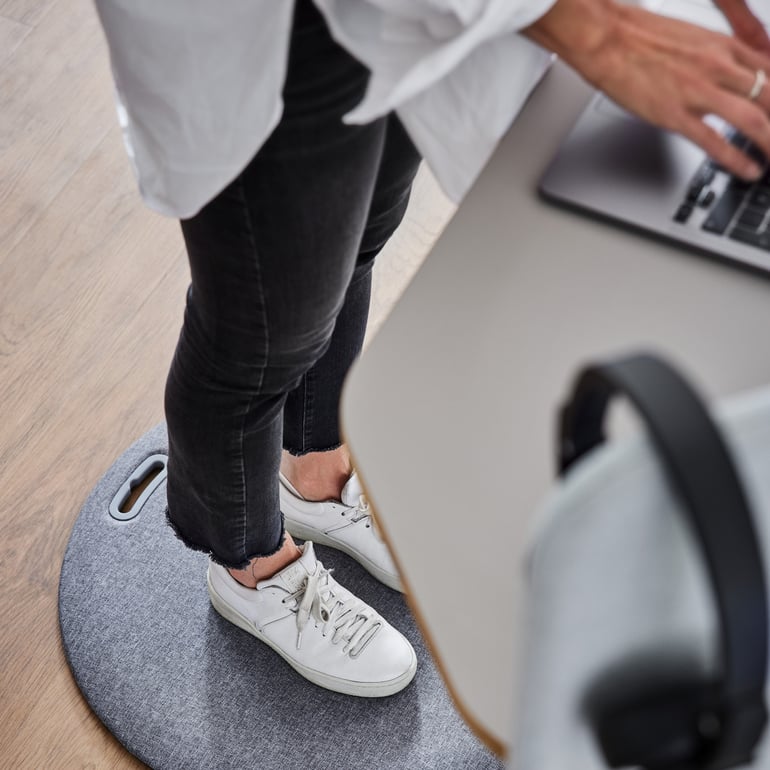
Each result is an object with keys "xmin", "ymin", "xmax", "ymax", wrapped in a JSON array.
[{"xmin": 524, "ymin": 0, "xmax": 770, "ymax": 180}]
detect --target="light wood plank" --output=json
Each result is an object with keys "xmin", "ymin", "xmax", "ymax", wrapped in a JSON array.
[
  {"xmin": 0, "ymin": 15, "xmax": 30, "ymax": 69},
  {"xmin": 0, "ymin": 131, "xmax": 186, "ymax": 768},
  {"xmin": 0, "ymin": 0, "xmax": 55, "ymax": 27},
  {"xmin": 5, "ymin": 634, "xmax": 147, "ymax": 768},
  {"xmin": 0, "ymin": 0, "xmax": 114, "ymax": 258}
]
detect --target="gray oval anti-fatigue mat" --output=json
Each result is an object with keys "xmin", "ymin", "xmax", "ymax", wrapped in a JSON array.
[{"xmin": 59, "ymin": 424, "xmax": 504, "ymax": 770}]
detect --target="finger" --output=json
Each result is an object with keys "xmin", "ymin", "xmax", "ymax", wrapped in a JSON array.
[
  {"xmin": 717, "ymin": 51, "xmax": 770, "ymax": 114},
  {"xmin": 683, "ymin": 114, "xmax": 763, "ymax": 179},
  {"xmin": 677, "ymin": 28, "xmax": 770, "ymax": 112},
  {"xmin": 703, "ymin": 85, "xmax": 770, "ymax": 160},
  {"xmin": 731, "ymin": 41, "xmax": 770, "ymax": 109},
  {"xmin": 713, "ymin": 0, "xmax": 770, "ymax": 55},
  {"xmin": 746, "ymin": 67, "xmax": 770, "ymax": 114},
  {"xmin": 693, "ymin": 43, "xmax": 766, "ymax": 104},
  {"xmin": 681, "ymin": 48, "xmax": 770, "ymax": 125}
]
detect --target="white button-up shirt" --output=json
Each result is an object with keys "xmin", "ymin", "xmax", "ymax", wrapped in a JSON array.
[{"xmin": 93, "ymin": 0, "xmax": 556, "ymax": 218}]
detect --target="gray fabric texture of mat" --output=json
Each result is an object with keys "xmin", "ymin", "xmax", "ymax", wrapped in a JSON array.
[{"xmin": 59, "ymin": 424, "xmax": 504, "ymax": 770}]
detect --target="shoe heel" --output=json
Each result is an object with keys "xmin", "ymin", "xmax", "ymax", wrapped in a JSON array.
[{"xmin": 207, "ymin": 571, "xmax": 256, "ymax": 636}]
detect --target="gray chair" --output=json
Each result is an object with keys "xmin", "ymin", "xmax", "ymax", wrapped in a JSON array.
[{"xmin": 511, "ymin": 356, "xmax": 770, "ymax": 770}]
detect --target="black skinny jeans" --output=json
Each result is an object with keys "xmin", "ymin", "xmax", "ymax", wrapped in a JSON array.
[{"xmin": 164, "ymin": 0, "xmax": 422, "ymax": 568}]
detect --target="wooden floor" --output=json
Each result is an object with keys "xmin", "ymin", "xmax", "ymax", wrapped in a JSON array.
[{"xmin": 0, "ymin": 2, "xmax": 453, "ymax": 767}]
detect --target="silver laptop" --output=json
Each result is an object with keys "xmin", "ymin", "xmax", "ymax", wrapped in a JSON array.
[{"xmin": 540, "ymin": 0, "xmax": 770, "ymax": 274}]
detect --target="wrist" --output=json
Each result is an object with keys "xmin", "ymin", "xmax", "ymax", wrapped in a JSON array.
[{"xmin": 522, "ymin": 0, "xmax": 622, "ymax": 75}]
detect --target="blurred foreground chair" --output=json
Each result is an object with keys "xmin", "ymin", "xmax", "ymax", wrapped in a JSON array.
[{"xmin": 513, "ymin": 353, "xmax": 770, "ymax": 770}]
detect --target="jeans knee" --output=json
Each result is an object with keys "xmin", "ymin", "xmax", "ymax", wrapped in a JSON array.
[{"xmin": 262, "ymin": 318, "xmax": 336, "ymax": 394}]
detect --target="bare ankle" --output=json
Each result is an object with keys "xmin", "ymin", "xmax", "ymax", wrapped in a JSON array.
[
  {"xmin": 281, "ymin": 446, "xmax": 352, "ymax": 502},
  {"xmin": 228, "ymin": 533, "xmax": 302, "ymax": 588}
]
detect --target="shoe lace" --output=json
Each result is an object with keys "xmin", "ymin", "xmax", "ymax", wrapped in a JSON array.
[
  {"xmin": 349, "ymin": 493, "xmax": 386, "ymax": 543},
  {"xmin": 291, "ymin": 565, "xmax": 381, "ymax": 656},
  {"xmin": 350, "ymin": 493, "xmax": 370, "ymax": 523}
]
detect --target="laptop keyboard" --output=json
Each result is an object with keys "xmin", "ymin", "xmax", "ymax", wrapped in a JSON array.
[{"xmin": 673, "ymin": 133, "xmax": 770, "ymax": 252}]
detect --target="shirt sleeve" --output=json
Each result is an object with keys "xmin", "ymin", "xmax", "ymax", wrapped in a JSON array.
[
  {"xmin": 93, "ymin": 0, "xmax": 294, "ymax": 218},
  {"xmin": 314, "ymin": 0, "xmax": 558, "ymax": 202}
]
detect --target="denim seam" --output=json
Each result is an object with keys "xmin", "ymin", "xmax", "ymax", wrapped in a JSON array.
[
  {"xmin": 302, "ymin": 368, "xmax": 315, "ymax": 453},
  {"xmin": 235, "ymin": 177, "xmax": 270, "ymax": 563},
  {"xmin": 300, "ymin": 375, "xmax": 307, "ymax": 453}
]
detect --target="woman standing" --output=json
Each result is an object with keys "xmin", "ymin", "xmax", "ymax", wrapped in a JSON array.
[{"xmin": 94, "ymin": 0, "xmax": 770, "ymax": 696}]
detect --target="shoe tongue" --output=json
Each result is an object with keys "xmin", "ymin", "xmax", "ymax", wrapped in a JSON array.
[
  {"xmin": 260, "ymin": 541, "xmax": 317, "ymax": 593},
  {"xmin": 340, "ymin": 472, "xmax": 363, "ymax": 507}
]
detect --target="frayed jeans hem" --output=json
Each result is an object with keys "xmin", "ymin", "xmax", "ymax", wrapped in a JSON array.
[
  {"xmin": 282, "ymin": 441, "xmax": 343, "ymax": 458},
  {"xmin": 164, "ymin": 508, "xmax": 287, "ymax": 570}
]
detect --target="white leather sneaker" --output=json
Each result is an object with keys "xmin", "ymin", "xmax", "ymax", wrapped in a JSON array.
[
  {"xmin": 279, "ymin": 472, "xmax": 403, "ymax": 592},
  {"xmin": 207, "ymin": 542, "xmax": 417, "ymax": 697}
]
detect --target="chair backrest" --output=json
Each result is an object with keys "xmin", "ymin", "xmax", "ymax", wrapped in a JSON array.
[{"xmin": 510, "ymin": 365, "xmax": 770, "ymax": 770}]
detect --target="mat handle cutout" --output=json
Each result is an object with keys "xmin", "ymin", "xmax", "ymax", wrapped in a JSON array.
[{"xmin": 109, "ymin": 454, "xmax": 168, "ymax": 521}]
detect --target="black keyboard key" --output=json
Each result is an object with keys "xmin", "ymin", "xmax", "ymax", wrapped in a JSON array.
[
  {"xmin": 701, "ymin": 165, "xmax": 716, "ymax": 186},
  {"xmin": 689, "ymin": 163, "xmax": 716, "ymax": 190},
  {"xmin": 728, "ymin": 177, "xmax": 753, "ymax": 193},
  {"xmin": 730, "ymin": 227, "xmax": 770, "ymax": 251},
  {"xmin": 703, "ymin": 187, "xmax": 745, "ymax": 234},
  {"xmin": 686, "ymin": 183, "xmax": 703, "ymax": 203},
  {"xmin": 699, "ymin": 189, "xmax": 716, "ymax": 208},
  {"xmin": 747, "ymin": 143, "xmax": 767, "ymax": 168},
  {"xmin": 674, "ymin": 203, "xmax": 693, "ymax": 223},
  {"xmin": 737, "ymin": 206, "xmax": 766, "ymax": 230},
  {"xmin": 750, "ymin": 187, "xmax": 770, "ymax": 208}
]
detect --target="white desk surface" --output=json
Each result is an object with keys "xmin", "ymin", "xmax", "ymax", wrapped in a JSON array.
[{"xmin": 342, "ymin": 61, "xmax": 770, "ymax": 758}]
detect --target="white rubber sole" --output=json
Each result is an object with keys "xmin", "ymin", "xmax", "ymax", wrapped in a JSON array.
[
  {"xmin": 282, "ymin": 518, "xmax": 404, "ymax": 593},
  {"xmin": 207, "ymin": 568, "xmax": 416, "ymax": 698}
]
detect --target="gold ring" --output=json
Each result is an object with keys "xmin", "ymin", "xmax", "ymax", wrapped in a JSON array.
[{"xmin": 749, "ymin": 69, "xmax": 767, "ymax": 102}]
